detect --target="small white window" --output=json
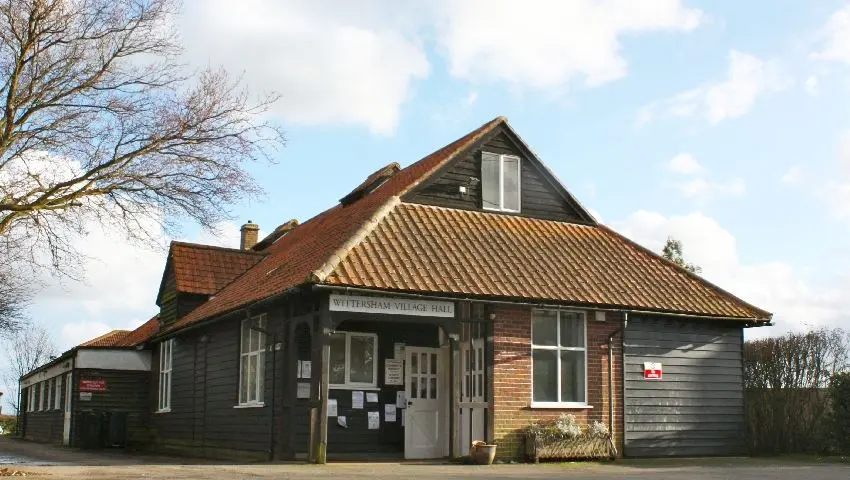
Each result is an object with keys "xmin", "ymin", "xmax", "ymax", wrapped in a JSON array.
[
  {"xmin": 158, "ymin": 339, "xmax": 174, "ymax": 412},
  {"xmin": 28, "ymin": 386, "xmax": 35, "ymax": 412},
  {"xmin": 55, "ymin": 375, "xmax": 63, "ymax": 410},
  {"xmin": 329, "ymin": 331, "xmax": 378, "ymax": 389},
  {"xmin": 481, "ymin": 152, "xmax": 521, "ymax": 212},
  {"xmin": 239, "ymin": 315, "xmax": 267, "ymax": 406},
  {"xmin": 531, "ymin": 310, "xmax": 587, "ymax": 407}
]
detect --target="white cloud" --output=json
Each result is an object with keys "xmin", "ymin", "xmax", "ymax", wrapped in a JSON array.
[
  {"xmin": 810, "ymin": 4, "xmax": 850, "ymax": 65},
  {"xmin": 781, "ymin": 165, "xmax": 805, "ymax": 185},
  {"xmin": 181, "ymin": 0, "xmax": 430, "ymax": 135},
  {"xmin": 436, "ymin": 0, "xmax": 701, "ymax": 89},
  {"xmin": 638, "ymin": 50, "xmax": 791, "ymax": 125},
  {"xmin": 821, "ymin": 129, "xmax": 850, "ymax": 218},
  {"xmin": 804, "ymin": 75, "xmax": 819, "ymax": 96},
  {"xmin": 667, "ymin": 153, "xmax": 704, "ymax": 175},
  {"xmin": 675, "ymin": 177, "xmax": 746, "ymax": 201},
  {"xmin": 613, "ymin": 210, "xmax": 849, "ymax": 335}
]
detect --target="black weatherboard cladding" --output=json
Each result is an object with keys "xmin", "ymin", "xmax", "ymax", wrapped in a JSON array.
[
  {"xmin": 407, "ymin": 126, "xmax": 587, "ymax": 222},
  {"xmin": 73, "ymin": 369, "xmax": 151, "ymax": 447},
  {"xmin": 623, "ymin": 317, "xmax": 746, "ymax": 457},
  {"xmin": 293, "ymin": 319, "xmax": 440, "ymax": 455}
]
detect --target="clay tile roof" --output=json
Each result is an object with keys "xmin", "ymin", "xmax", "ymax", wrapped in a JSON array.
[
  {"xmin": 115, "ymin": 315, "xmax": 160, "ymax": 347},
  {"xmin": 161, "ymin": 115, "xmax": 769, "ymax": 336},
  {"xmin": 325, "ymin": 203, "xmax": 771, "ymax": 320},
  {"xmin": 78, "ymin": 315, "xmax": 160, "ymax": 348},
  {"xmin": 168, "ymin": 242, "xmax": 265, "ymax": 297},
  {"xmin": 162, "ymin": 117, "xmax": 507, "ymax": 334},
  {"xmin": 79, "ymin": 330, "xmax": 132, "ymax": 348}
]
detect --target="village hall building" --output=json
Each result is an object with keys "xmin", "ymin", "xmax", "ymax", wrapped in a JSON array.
[{"xmin": 19, "ymin": 116, "xmax": 771, "ymax": 462}]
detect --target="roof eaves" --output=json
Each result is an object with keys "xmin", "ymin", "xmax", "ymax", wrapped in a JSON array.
[{"xmin": 598, "ymin": 224, "xmax": 773, "ymax": 321}]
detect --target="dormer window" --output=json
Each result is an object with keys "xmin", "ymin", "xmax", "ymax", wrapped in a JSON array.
[{"xmin": 481, "ymin": 152, "xmax": 520, "ymax": 212}]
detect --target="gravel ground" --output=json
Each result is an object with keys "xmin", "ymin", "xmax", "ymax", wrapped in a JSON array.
[{"xmin": 1, "ymin": 436, "xmax": 848, "ymax": 479}]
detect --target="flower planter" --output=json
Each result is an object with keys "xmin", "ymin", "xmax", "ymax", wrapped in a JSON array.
[
  {"xmin": 525, "ymin": 433, "xmax": 616, "ymax": 463},
  {"xmin": 470, "ymin": 441, "xmax": 497, "ymax": 465}
]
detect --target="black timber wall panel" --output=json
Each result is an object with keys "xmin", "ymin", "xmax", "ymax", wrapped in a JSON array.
[
  {"xmin": 73, "ymin": 369, "xmax": 151, "ymax": 447},
  {"xmin": 623, "ymin": 317, "xmax": 745, "ymax": 457},
  {"xmin": 21, "ymin": 381, "xmax": 66, "ymax": 444},
  {"xmin": 408, "ymin": 127, "xmax": 586, "ymax": 223},
  {"xmin": 150, "ymin": 310, "xmax": 286, "ymax": 457},
  {"xmin": 292, "ymin": 319, "xmax": 440, "ymax": 455}
]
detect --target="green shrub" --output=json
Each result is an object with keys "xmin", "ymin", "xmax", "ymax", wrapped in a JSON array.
[
  {"xmin": 0, "ymin": 416, "xmax": 17, "ymax": 435},
  {"xmin": 829, "ymin": 372, "xmax": 850, "ymax": 454}
]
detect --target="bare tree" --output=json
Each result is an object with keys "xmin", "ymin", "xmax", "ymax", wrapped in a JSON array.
[
  {"xmin": 2, "ymin": 323, "xmax": 56, "ymax": 414},
  {"xmin": 0, "ymin": 265, "xmax": 27, "ymax": 335},
  {"xmin": 0, "ymin": 0, "xmax": 284, "ymax": 276}
]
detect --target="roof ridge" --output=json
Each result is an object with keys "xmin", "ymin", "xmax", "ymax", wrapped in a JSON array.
[
  {"xmin": 308, "ymin": 196, "xmax": 402, "ymax": 283},
  {"xmin": 170, "ymin": 240, "xmax": 265, "ymax": 255},
  {"xmin": 80, "ymin": 329, "xmax": 131, "ymax": 347},
  {"xmin": 597, "ymin": 224, "xmax": 773, "ymax": 320},
  {"xmin": 395, "ymin": 116, "xmax": 505, "ymax": 198},
  {"xmin": 400, "ymin": 201, "xmax": 597, "ymax": 227}
]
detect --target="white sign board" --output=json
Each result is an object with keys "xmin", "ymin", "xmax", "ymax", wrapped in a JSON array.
[
  {"xmin": 643, "ymin": 362, "xmax": 663, "ymax": 380},
  {"xmin": 385, "ymin": 359, "xmax": 404, "ymax": 386},
  {"xmin": 329, "ymin": 294, "xmax": 455, "ymax": 318}
]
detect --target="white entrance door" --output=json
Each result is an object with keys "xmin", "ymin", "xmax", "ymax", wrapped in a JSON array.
[
  {"xmin": 63, "ymin": 372, "xmax": 72, "ymax": 445},
  {"xmin": 405, "ymin": 347, "xmax": 442, "ymax": 459}
]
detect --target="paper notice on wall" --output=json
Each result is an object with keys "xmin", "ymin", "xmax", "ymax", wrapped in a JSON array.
[
  {"xmin": 79, "ymin": 392, "xmax": 92, "ymax": 401},
  {"xmin": 394, "ymin": 342, "xmax": 406, "ymax": 360},
  {"xmin": 366, "ymin": 392, "xmax": 378, "ymax": 403},
  {"xmin": 384, "ymin": 404, "xmax": 396, "ymax": 422},
  {"xmin": 327, "ymin": 399, "xmax": 338, "ymax": 417},
  {"xmin": 385, "ymin": 359, "xmax": 403, "ymax": 385},
  {"xmin": 337, "ymin": 416, "xmax": 348, "ymax": 428},
  {"xmin": 296, "ymin": 382, "xmax": 311, "ymax": 399},
  {"xmin": 396, "ymin": 391, "xmax": 407, "ymax": 409},
  {"xmin": 368, "ymin": 411, "xmax": 380, "ymax": 430},
  {"xmin": 352, "ymin": 391, "xmax": 364, "ymax": 409},
  {"xmin": 298, "ymin": 360, "xmax": 312, "ymax": 379}
]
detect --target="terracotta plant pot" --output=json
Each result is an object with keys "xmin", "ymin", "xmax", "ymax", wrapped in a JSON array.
[{"xmin": 471, "ymin": 440, "xmax": 497, "ymax": 465}]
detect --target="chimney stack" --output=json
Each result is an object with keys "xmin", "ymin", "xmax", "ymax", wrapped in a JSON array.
[{"xmin": 240, "ymin": 221, "xmax": 260, "ymax": 250}]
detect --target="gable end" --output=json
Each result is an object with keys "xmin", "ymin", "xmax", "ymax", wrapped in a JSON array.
[{"xmin": 403, "ymin": 124, "xmax": 595, "ymax": 223}]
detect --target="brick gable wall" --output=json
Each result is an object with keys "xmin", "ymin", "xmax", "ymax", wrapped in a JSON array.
[{"xmin": 491, "ymin": 305, "xmax": 624, "ymax": 460}]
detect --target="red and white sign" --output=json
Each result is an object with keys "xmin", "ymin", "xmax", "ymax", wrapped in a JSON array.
[
  {"xmin": 79, "ymin": 379, "xmax": 107, "ymax": 392},
  {"xmin": 643, "ymin": 362, "xmax": 663, "ymax": 380}
]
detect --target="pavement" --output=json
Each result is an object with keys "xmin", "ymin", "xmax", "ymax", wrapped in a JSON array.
[{"xmin": 0, "ymin": 435, "xmax": 848, "ymax": 479}]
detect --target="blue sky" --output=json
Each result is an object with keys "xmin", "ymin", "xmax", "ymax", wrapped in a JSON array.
[{"xmin": 10, "ymin": 0, "xmax": 850, "ymax": 392}]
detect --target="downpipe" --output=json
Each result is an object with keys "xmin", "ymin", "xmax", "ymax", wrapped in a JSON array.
[{"xmin": 607, "ymin": 312, "xmax": 627, "ymax": 458}]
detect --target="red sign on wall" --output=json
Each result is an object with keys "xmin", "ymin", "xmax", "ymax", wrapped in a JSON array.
[
  {"xmin": 80, "ymin": 379, "xmax": 107, "ymax": 392},
  {"xmin": 643, "ymin": 362, "xmax": 663, "ymax": 380}
]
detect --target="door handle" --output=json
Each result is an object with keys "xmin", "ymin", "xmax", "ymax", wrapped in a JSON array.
[{"xmin": 407, "ymin": 401, "xmax": 413, "ymax": 407}]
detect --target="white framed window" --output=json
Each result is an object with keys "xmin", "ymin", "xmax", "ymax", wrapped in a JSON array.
[
  {"xmin": 481, "ymin": 152, "xmax": 521, "ymax": 212},
  {"xmin": 238, "ymin": 315, "xmax": 267, "ymax": 406},
  {"xmin": 531, "ymin": 310, "xmax": 587, "ymax": 407},
  {"xmin": 329, "ymin": 331, "xmax": 378, "ymax": 389},
  {"xmin": 28, "ymin": 386, "xmax": 35, "ymax": 412},
  {"xmin": 158, "ymin": 339, "xmax": 174, "ymax": 412},
  {"xmin": 54, "ymin": 375, "xmax": 63, "ymax": 410}
]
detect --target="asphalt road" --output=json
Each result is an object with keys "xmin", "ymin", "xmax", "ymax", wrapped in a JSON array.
[{"xmin": 1, "ymin": 435, "xmax": 848, "ymax": 479}]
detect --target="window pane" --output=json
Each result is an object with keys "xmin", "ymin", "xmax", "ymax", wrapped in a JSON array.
[
  {"xmin": 411, "ymin": 350, "xmax": 418, "ymax": 374},
  {"xmin": 349, "ymin": 335, "xmax": 375, "ymax": 384},
  {"xmin": 560, "ymin": 350, "xmax": 586, "ymax": 403},
  {"xmin": 329, "ymin": 333, "xmax": 346, "ymax": 384},
  {"xmin": 430, "ymin": 377, "xmax": 437, "ymax": 399},
  {"xmin": 419, "ymin": 376, "xmax": 427, "ymax": 399},
  {"xmin": 248, "ymin": 355, "xmax": 258, "ymax": 402},
  {"xmin": 559, "ymin": 313, "xmax": 585, "ymax": 348},
  {"xmin": 532, "ymin": 349, "xmax": 558, "ymax": 402},
  {"xmin": 411, "ymin": 376, "xmax": 418, "ymax": 399},
  {"xmin": 257, "ymin": 351, "xmax": 266, "ymax": 403},
  {"xmin": 503, "ymin": 156, "xmax": 520, "ymax": 211},
  {"xmin": 430, "ymin": 353, "xmax": 437, "ymax": 375},
  {"xmin": 481, "ymin": 152, "xmax": 500, "ymax": 209},
  {"xmin": 241, "ymin": 321, "xmax": 250, "ymax": 353},
  {"xmin": 532, "ymin": 310, "xmax": 557, "ymax": 346}
]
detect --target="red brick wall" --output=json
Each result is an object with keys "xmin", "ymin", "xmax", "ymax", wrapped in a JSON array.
[{"xmin": 491, "ymin": 305, "xmax": 624, "ymax": 460}]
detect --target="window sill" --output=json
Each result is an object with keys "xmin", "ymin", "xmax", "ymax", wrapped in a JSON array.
[
  {"xmin": 234, "ymin": 403, "xmax": 265, "ymax": 409},
  {"xmin": 529, "ymin": 402, "xmax": 593, "ymax": 410},
  {"xmin": 155, "ymin": 408, "xmax": 171, "ymax": 414},
  {"xmin": 329, "ymin": 385, "xmax": 380, "ymax": 391}
]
